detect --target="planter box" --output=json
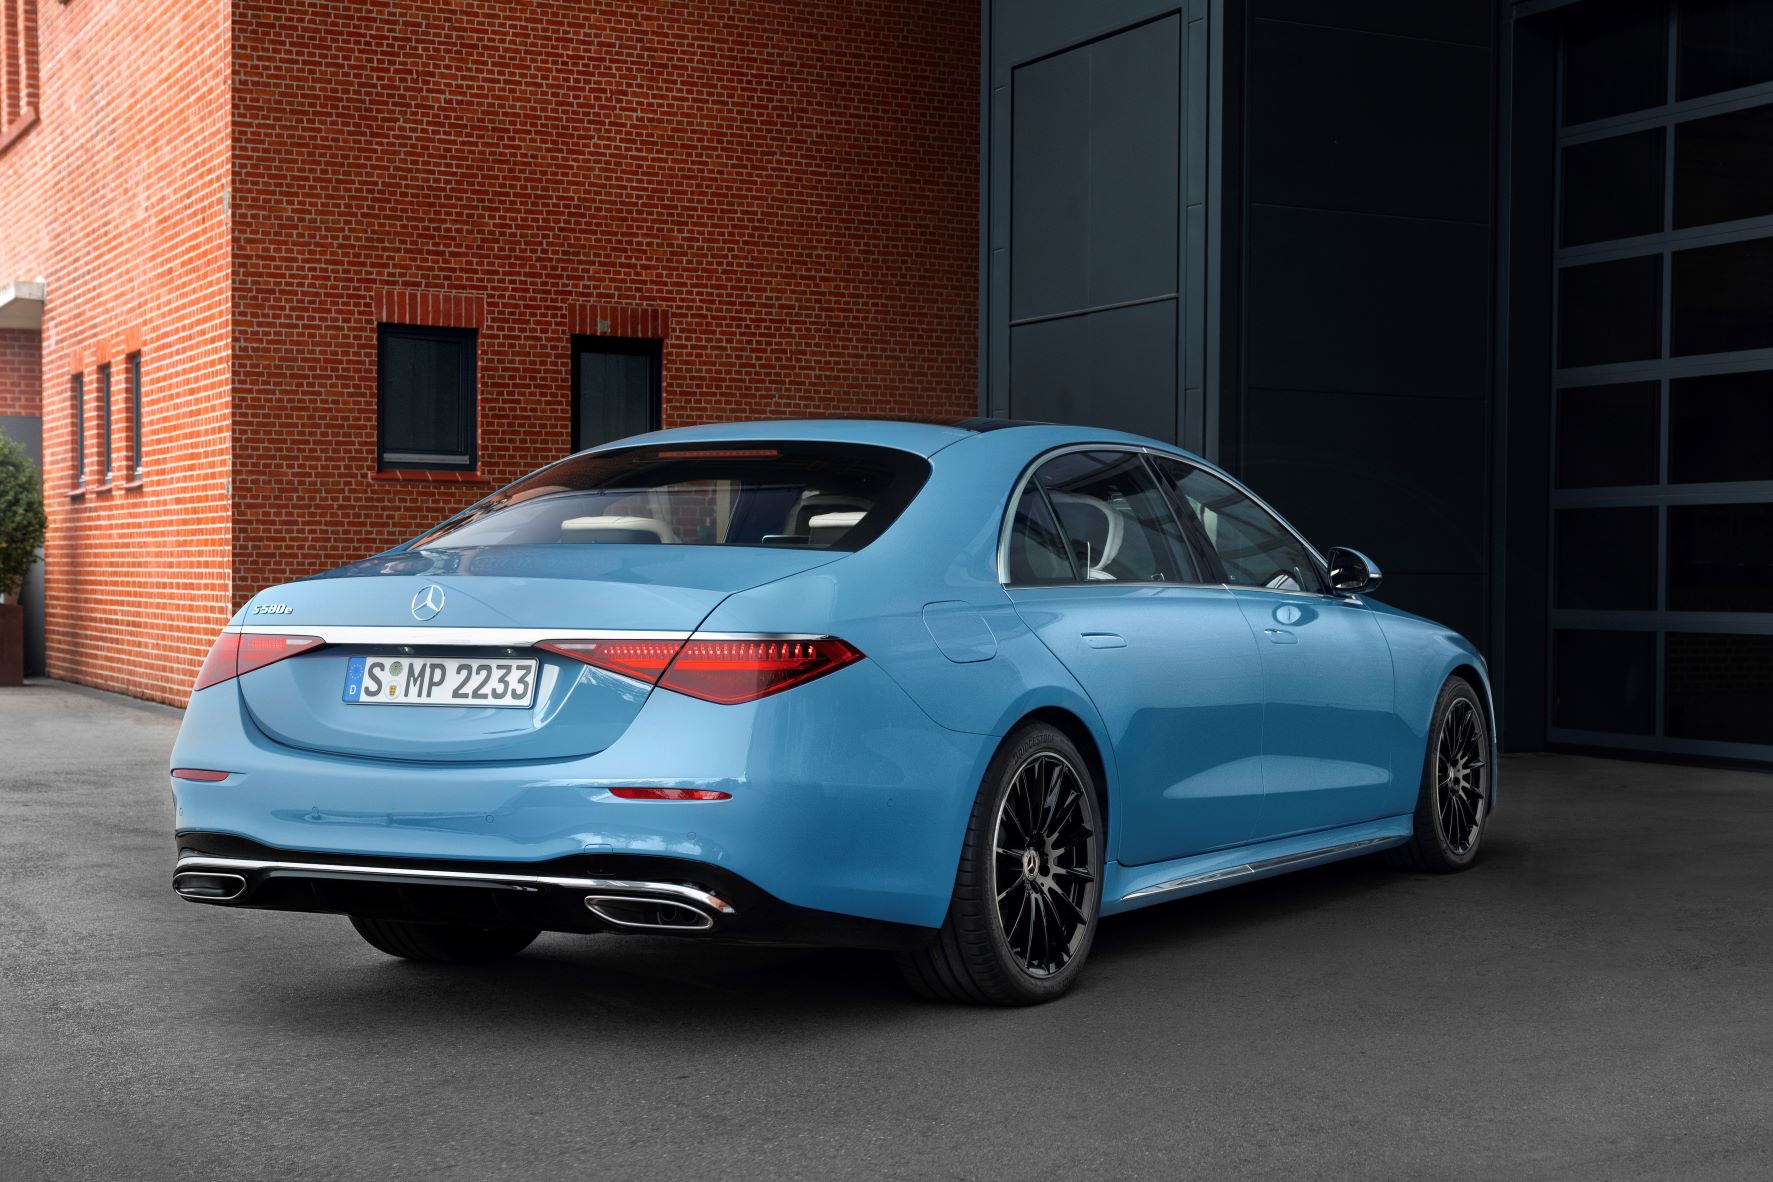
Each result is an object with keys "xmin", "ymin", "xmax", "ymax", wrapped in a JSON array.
[{"xmin": 0, "ymin": 601, "xmax": 22, "ymax": 687}]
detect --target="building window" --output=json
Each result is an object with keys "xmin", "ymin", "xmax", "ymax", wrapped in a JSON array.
[
  {"xmin": 0, "ymin": 0, "xmax": 40, "ymax": 148},
  {"xmin": 97, "ymin": 361, "xmax": 111, "ymax": 483},
  {"xmin": 69, "ymin": 372, "xmax": 83, "ymax": 488},
  {"xmin": 128, "ymin": 351, "xmax": 143, "ymax": 479},
  {"xmin": 571, "ymin": 336, "xmax": 660, "ymax": 451},
  {"xmin": 377, "ymin": 325, "xmax": 477, "ymax": 471}
]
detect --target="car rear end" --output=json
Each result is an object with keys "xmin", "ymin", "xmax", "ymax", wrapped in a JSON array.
[{"xmin": 169, "ymin": 434, "xmax": 990, "ymax": 948}]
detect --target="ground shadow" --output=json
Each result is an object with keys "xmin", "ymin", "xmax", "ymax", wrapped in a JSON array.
[{"xmin": 240, "ymin": 843, "xmax": 1522, "ymax": 1037}]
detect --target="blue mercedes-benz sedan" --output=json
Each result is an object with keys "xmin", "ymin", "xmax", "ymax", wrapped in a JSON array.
[{"xmin": 169, "ymin": 418, "xmax": 1494, "ymax": 1005}]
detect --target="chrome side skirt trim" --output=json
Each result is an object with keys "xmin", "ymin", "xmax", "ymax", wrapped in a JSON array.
[
  {"xmin": 1120, "ymin": 836, "xmax": 1399, "ymax": 903},
  {"xmin": 172, "ymin": 855, "xmax": 738, "ymax": 915}
]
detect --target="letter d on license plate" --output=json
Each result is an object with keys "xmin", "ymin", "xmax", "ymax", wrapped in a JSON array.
[{"xmin": 343, "ymin": 655, "xmax": 538, "ymax": 708}]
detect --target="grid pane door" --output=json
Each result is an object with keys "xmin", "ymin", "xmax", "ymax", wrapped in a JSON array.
[{"xmin": 1551, "ymin": 0, "xmax": 1773, "ymax": 759}]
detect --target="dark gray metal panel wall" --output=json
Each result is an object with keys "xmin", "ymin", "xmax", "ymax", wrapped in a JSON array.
[
  {"xmin": 984, "ymin": 0, "xmax": 1211, "ymax": 453},
  {"xmin": 1227, "ymin": 0, "xmax": 1499, "ymax": 657},
  {"xmin": 984, "ymin": 0, "xmax": 1503, "ymax": 690}
]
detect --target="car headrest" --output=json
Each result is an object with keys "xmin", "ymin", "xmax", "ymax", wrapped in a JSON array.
[
  {"xmin": 559, "ymin": 515, "xmax": 675, "ymax": 544},
  {"xmin": 1047, "ymin": 493, "xmax": 1124, "ymax": 579}
]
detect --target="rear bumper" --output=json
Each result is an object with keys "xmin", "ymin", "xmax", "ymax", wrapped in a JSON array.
[
  {"xmin": 172, "ymin": 833, "xmax": 936, "ymax": 951},
  {"xmin": 170, "ymin": 660, "xmax": 995, "ymax": 930}
]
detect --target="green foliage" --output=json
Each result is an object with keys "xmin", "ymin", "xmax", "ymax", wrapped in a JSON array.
[{"xmin": 0, "ymin": 432, "xmax": 46, "ymax": 601}]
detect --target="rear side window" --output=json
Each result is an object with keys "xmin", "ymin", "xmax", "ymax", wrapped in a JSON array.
[
  {"xmin": 1012, "ymin": 450, "xmax": 1198, "ymax": 584},
  {"xmin": 412, "ymin": 442, "xmax": 930, "ymax": 552},
  {"xmin": 1152, "ymin": 457, "xmax": 1325, "ymax": 593},
  {"xmin": 1007, "ymin": 484, "xmax": 1076, "ymax": 583}
]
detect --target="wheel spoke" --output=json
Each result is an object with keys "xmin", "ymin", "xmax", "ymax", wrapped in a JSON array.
[
  {"xmin": 1045, "ymin": 884, "xmax": 1087, "ymax": 926},
  {"xmin": 1045, "ymin": 789, "xmax": 1080, "ymax": 840}
]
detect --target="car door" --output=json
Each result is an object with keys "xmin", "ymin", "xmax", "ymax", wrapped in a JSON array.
[
  {"xmin": 1151, "ymin": 457, "xmax": 1398, "ymax": 838},
  {"xmin": 1002, "ymin": 449, "xmax": 1267, "ymax": 864}
]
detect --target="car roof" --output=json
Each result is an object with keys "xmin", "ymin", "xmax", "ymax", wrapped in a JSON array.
[
  {"xmin": 598, "ymin": 418, "xmax": 977, "ymax": 458},
  {"xmin": 590, "ymin": 417, "xmax": 1212, "ymax": 466}
]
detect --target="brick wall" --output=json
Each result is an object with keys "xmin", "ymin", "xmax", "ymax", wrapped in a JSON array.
[
  {"xmin": 0, "ymin": 0, "xmax": 979, "ymax": 705},
  {"xmin": 230, "ymin": 0, "xmax": 980, "ymax": 596},
  {"xmin": 0, "ymin": 0, "xmax": 232, "ymax": 705},
  {"xmin": 0, "ymin": 329, "xmax": 36, "ymax": 416}
]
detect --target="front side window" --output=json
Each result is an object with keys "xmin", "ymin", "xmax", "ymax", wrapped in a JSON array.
[
  {"xmin": 412, "ymin": 442, "xmax": 929, "ymax": 553},
  {"xmin": 1015, "ymin": 450, "xmax": 1197, "ymax": 584},
  {"xmin": 378, "ymin": 325, "xmax": 477, "ymax": 470},
  {"xmin": 1154, "ymin": 458, "xmax": 1324, "ymax": 593}
]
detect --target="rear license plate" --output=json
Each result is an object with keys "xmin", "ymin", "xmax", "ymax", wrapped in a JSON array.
[{"xmin": 343, "ymin": 656, "xmax": 538, "ymax": 708}]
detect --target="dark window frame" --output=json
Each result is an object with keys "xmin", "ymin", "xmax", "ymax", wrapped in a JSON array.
[
  {"xmin": 571, "ymin": 335, "xmax": 662, "ymax": 452},
  {"xmin": 69, "ymin": 371, "xmax": 84, "ymax": 489},
  {"xmin": 376, "ymin": 324, "xmax": 478, "ymax": 472},
  {"xmin": 128, "ymin": 351, "xmax": 143, "ymax": 480},
  {"xmin": 97, "ymin": 361, "xmax": 112, "ymax": 484}
]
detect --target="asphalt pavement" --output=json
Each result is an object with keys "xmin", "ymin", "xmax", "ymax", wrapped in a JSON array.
[{"xmin": 2, "ymin": 680, "xmax": 1770, "ymax": 1181}]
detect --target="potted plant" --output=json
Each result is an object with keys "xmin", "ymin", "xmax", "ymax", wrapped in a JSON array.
[{"xmin": 0, "ymin": 432, "xmax": 47, "ymax": 687}]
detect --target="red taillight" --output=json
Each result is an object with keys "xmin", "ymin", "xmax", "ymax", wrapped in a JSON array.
[
  {"xmin": 536, "ymin": 638, "xmax": 685, "ymax": 682},
  {"xmin": 608, "ymin": 787, "xmax": 732, "ymax": 801},
  {"xmin": 539, "ymin": 634, "xmax": 863, "ymax": 704},
  {"xmin": 193, "ymin": 632, "xmax": 325, "ymax": 691},
  {"xmin": 171, "ymin": 768, "xmax": 232, "ymax": 782},
  {"xmin": 662, "ymin": 637, "xmax": 863, "ymax": 704}
]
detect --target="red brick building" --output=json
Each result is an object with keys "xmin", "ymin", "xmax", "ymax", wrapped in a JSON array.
[{"xmin": 0, "ymin": 0, "xmax": 979, "ymax": 705}]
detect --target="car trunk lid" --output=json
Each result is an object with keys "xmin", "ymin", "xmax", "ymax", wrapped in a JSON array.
[{"xmin": 234, "ymin": 545, "xmax": 842, "ymax": 763}]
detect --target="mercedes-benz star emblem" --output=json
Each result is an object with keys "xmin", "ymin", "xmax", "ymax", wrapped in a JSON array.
[{"xmin": 410, "ymin": 584, "xmax": 447, "ymax": 621}]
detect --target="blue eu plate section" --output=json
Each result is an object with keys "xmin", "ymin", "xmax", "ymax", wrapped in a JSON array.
[{"xmin": 342, "ymin": 656, "xmax": 367, "ymax": 703}]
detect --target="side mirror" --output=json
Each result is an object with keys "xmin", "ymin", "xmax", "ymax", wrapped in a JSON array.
[{"xmin": 1326, "ymin": 547, "xmax": 1382, "ymax": 595}]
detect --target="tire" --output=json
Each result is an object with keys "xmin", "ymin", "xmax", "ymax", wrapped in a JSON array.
[
  {"xmin": 349, "ymin": 915, "xmax": 540, "ymax": 963},
  {"xmin": 1386, "ymin": 675, "xmax": 1490, "ymax": 873},
  {"xmin": 897, "ymin": 722, "xmax": 1104, "ymax": 1006}
]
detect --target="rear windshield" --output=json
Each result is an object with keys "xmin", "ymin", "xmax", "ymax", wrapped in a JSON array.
[{"xmin": 410, "ymin": 442, "xmax": 932, "ymax": 552}]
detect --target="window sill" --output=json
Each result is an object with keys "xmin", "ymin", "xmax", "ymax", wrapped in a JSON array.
[
  {"xmin": 67, "ymin": 486, "xmax": 86, "ymax": 500},
  {"xmin": 0, "ymin": 109, "xmax": 38, "ymax": 158},
  {"xmin": 372, "ymin": 469, "xmax": 494, "ymax": 485}
]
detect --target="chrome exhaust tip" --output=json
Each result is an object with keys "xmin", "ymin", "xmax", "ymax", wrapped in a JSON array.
[
  {"xmin": 174, "ymin": 871, "xmax": 248, "ymax": 902},
  {"xmin": 584, "ymin": 895, "xmax": 716, "ymax": 931}
]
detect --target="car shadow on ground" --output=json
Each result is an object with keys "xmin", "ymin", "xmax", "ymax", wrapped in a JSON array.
[{"xmin": 243, "ymin": 839, "xmax": 1523, "ymax": 1035}]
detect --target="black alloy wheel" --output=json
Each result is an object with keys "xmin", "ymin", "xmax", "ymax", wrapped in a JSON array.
[
  {"xmin": 1388, "ymin": 675, "xmax": 1490, "ymax": 873},
  {"xmin": 992, "ymin": 751, "xmax": 1097, "ymax": 977},
  {"xmin": 899, "ymin": 722, "xmax": 1103, "ymax": 1005}
]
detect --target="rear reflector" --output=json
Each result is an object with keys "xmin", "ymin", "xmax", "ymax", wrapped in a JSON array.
[
  {"xmin": 608, "ymin": 787, "xmax": 732, "ymax": 801},
  {"xmin": 194, "ymin": 632, "xmax": 326, "ymax": 691},
  {"xmin": 538, "ymin": 634, "xmax": 863, "ymax": 704},
  {"xmin": 171, "ymin": 768, "xmax": 232, "ymax": 782}
]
